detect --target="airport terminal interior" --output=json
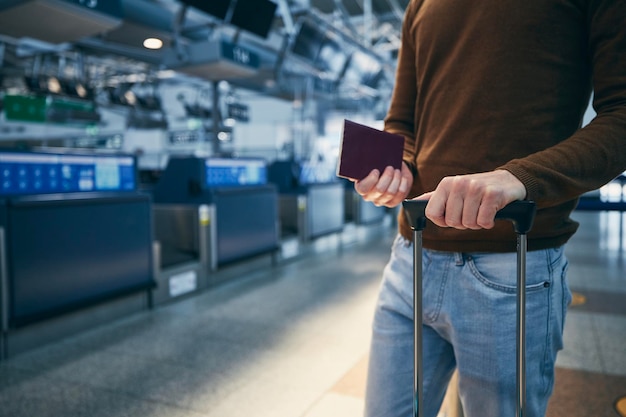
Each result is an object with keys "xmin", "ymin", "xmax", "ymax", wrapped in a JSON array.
[{"xmin": 0, "ymin": 1, "xmax": 624, "ymax": 416}]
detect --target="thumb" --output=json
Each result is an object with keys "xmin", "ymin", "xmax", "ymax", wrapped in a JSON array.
[{"xmin": 413, "ymin": 191, "xmax": 434, "ymax": 201}]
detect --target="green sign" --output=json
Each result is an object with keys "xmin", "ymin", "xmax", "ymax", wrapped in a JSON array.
[
  {"xmin": 4, "ymin": 95, "xmax": 47, "ymax": 123},
  {"xmin": 4, "ymin": 95, "xmax": 99, "ymax": 126}
]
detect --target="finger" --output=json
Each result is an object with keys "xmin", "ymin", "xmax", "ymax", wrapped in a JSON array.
[
  {"xmin": 424, "ymin": 188, "xmax": 449, "ymax": 228},
  {"xmin": 387, "ymin": 169, "xmax": 402, "ymax": 194},
  {"xmin": 373, "ymin": 170, "xmax": 402, "ymax": 206},
  {"xmin": 367, "ymin": 166, "xmax": 396, "ymax": 202},
  {"xmin": 377, "ymin": 169, "xmax": 402, "ymax": 203},
  {"xmin": 374, "ymin": 166, "xmax": 396, "ymax": 194},
  {"xmin": 476, "ymin": 203, "xmax": 499, "ymax": 229},
  {"xmin": 354, "ymin": 169, "xmax": 380, "ymax": 196},
  {"xmin": 461, "ymin": 196, "xmax": 482, "ymax": 230},
  {"xmin": 475, "ymin": 193, "xmax": 502, "ymax": 229},
  {"xmin": 398, "ymin": 174, "xmax": 412, "ymax": 197},
  {"xmin": 378, "ymin": 174, "xmax": 414, "ymax": 207},
  {"xmin": 444, "ymin": 191, "xmax": 467, "ymax": 229},
  {"xmin": 398, "ymin": 175, "xmax": 410, "ymax": 195},
  {"xmin": 414, "ymin": 191, "xmax": 433, "ymax": 201}
]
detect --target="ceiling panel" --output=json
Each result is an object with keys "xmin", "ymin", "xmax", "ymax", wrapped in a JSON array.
[{"xmin": 0, "ymin": 0, "xmax": 123, "ymax": 44}]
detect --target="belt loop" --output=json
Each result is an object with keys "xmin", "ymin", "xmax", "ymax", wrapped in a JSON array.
[{"xmin": 454, "ymin": 252, "xmax": 464, "ymax": 266}]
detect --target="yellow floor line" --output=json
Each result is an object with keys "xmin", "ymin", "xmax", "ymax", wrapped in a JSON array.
[
  {"xmin": 330, "ymin": 354, "xmax": 369, "ymax": 399},
  {"xmin": 616, "ymin": 396, "xmax": 626, "ymax": 417},
  {"xmin": 571, "ymin": 291, "xmax": 587, "ymax": 306}
]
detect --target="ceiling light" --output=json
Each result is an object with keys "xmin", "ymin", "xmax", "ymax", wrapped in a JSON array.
[
  {"xmin": 143, "ymin": 38, "xmax": 163, "ymax": 50},
  {"xmin": 71, "ymin": 83, "xmax": 89, "ymax": 98},
  {"xmin": 47, "ymin": 76, "xmax": 61, "ymax": 94},
  {"xmin": 123, "ymin": 90, "xmax": 137, "ymax": 106},
  {"xmin": 75, "ymin": 83, "xmax": 88, "ymax": 98}
]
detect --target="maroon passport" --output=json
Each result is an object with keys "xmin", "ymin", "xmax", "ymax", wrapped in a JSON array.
[{"xmin": 336, "ymin": 119, "xmax": 405, "ymax": 181}]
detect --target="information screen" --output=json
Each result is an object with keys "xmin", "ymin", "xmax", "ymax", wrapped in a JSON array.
[
  {"xmin": 0, "ymin": 152, "xmax": 136, "ymax": 195},
  {"xmin": 205, "ymin": 158, "xmax": 267, "ymax": 187}
]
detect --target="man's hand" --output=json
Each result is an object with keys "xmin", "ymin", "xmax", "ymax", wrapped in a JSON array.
[
  {"xmin": 354, "ymin": 162, "xmax": 414, "ymax": 208},
  {"xmin": 417, "ymin": 170, "xmax": 527, "ymax": 230}
]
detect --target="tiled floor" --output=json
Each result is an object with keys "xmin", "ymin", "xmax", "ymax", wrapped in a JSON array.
[
  {"xmin": 0, "ymin": 211, "xmax": 625, "ymax": 417},
  {"xmin": 547, "ymin": 211, "xmax": 626, "ymax": 417}
]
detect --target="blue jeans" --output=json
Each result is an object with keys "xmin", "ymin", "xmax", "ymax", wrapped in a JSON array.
[{"xmin": 365, "ymin": 234, "xmax": 571, "ymax": 417}]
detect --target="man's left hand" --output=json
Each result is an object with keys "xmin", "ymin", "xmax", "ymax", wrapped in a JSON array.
[{"xmin": 416, "ymin": 169, "xmax": 527, "ymax": 230}]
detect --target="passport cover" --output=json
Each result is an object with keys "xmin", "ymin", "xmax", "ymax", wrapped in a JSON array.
[{"xmin": 336, "ymin": 119, "xmax": 405, "ymax": 181}]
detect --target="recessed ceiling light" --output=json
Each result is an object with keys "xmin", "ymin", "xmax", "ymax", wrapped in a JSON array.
[
  {"xmin": 75, "ymin": 83, "xmax": 87, "ymax": 98},
  {"xmin": 143, "ymin": 38, "xmax": 163, "ymax": 50}
]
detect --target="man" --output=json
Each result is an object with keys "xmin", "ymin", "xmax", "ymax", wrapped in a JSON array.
[{"xmin": 355, "ymin": 0, "xmax": 626, "ymax": 416}]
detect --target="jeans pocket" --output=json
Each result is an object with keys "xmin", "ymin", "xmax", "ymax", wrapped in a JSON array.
[
  {"xmin": 560, "ymin": 257, "xmax": 571, "ymax": 332},
  {"xmin": 466, "ymin": 252, "xmax": 550, "ymax": 294}
]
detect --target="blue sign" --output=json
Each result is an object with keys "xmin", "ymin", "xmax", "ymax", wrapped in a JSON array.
[
  {"xmin": 220, "ymin": 41, "xmax": 260, "ymax": 69},
  {"xmin": 0, "ymin": 152, "xmax": 136, "ymax": 196},
  {"xmin": 205, "ymin": 158, "xmax": 267, "ymax": 187},
  {"xmin": 65, "ymin": 0, "xmax": 123, "ymax": 17}
]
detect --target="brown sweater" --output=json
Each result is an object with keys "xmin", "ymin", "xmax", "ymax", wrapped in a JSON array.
[{"xmin": 389, "ymin": 0, "xmax": 626, "ymax": 252}]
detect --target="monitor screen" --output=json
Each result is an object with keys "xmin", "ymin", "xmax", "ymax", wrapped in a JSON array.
[
  {"xmin": 179, "ymin": 0, "xmax": 231, "ymax": 20},
  {"xmin": 316, "ymin": 36, "xmax": 348, "ymax": 79},
  {"xmin": 205, "ymin": 158, "xmax": 267, "ymax": 187},
  {"xmin": 342, "ymin": 50, "xmax": 383, "ymax": 88},
  {"xmin": 229, "ymin": 0, "xmax": 277, "ymax": 38},
  {"xmin": 0, "ymin": 152, "xmax": 136, "ymax": 196},
  {"xmin": 292, "ymin": 20, "xmax": 325, "ymax": 63}
]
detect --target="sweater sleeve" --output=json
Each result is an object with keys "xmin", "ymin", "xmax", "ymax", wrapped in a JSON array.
[
  {"xmin": 384, "ymin": 0, "xmax": 420, "ymax": 178},
  {"xmin": 501, "ymin": 0, "xmax": 626, "ymax": 208}
]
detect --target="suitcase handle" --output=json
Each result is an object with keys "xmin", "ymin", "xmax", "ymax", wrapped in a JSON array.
[
  {"xmin": 402, "ymin": 198, "xmax": 536, "ymax": 417},
  {"xmin": 402, "ymin": 199, "xmax": 536, "ymax": 234}
]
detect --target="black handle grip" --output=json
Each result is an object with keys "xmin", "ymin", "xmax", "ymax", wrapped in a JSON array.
[
  {"xmin": 402, "ymin": 200, "xmax": 536, "ymax": 234},
  {"xmin": 493, "ymin": 200, "xmax": 536, "ymax": 234}
]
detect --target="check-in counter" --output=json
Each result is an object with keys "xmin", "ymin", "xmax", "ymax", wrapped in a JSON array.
[
  {"xmin": 150, "ymin": 156, "xmax": 280, "ymax": 282},
  {"xmin": 342, "ymin": 180, "xmax": 387, "ymax": 225},
  {"xmin": 269, "ymin": 160, "xmax": 345, "ymax": 241},
  {"xmin": 576, "ymin": 174, "xmax": 626, "ymax": 211},
  {"xmin": 151, "ymin": 203, "xmax": 212, "ymax": 305},
  {"xmin": 0, "ymin": 151, "xmax": 154, "ymax": 359},
  {"xmin": 278, "ymin": 184, "xmax": 345, "ymax": 241}
]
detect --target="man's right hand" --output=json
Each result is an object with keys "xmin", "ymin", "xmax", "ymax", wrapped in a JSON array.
[{"xmin": 353, "ymin": 162, "xmax": 414, "ymax": 208}]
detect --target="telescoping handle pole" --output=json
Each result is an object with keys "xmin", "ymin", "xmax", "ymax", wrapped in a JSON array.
[{"xmin": 402, "ymin": 200, "xmax": 536, "ymax": 417}]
